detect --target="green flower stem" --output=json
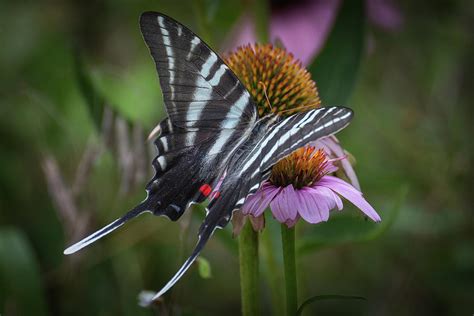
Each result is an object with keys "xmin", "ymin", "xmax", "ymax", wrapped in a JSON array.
[
  {"xmin": 281, "ymin": 224, "xmax": 297, "ymax": 316},
  {"xmin": 239, "ymin": 221, "xmax": 259, "ymax": 316},
  {"xmin": 261, "ymin": 225, "xmax": 284, "ymax": 316}
]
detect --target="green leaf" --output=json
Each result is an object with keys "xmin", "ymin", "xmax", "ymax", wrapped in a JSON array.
[
  {"xmin": 297, "ymin": 294, "xmax": 366, "ymax": 316},
  {"xmin": 297, "ymin": 185, "xmax": 407, "ymax": 255},
  {"xmin": 0, "ymin": 228, "xmax": 48, "ymax": 316},
  {"xmin": 308, "ymin": 0, "xmax": 365, "ymax": 105},
  {"xmin": 91, "ymin": 62, "xmax": 164, "ymax": 127},
  {"xmin": 197, "ymin": 256, "xmax": 212, "ymax": 279},
  {"xmin": 191, "ymin": 0, "xmax": 244, "ymax": 50}
]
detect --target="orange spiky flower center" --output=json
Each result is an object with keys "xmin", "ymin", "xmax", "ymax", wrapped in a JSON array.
[
  {"xmin": 224, "ymin": 44, "xmax": 320, "ymax": 117},
  {"xmin": 270, "ymin": 147, "xmax": 333, "ymax": 189}
]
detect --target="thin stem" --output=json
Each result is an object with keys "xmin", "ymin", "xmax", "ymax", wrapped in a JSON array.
[
  {"xmin": 261, "ymin": 220, "xmax": 284, "ymax": 316},
  {"xmin": 281, "ymin": 224, "xmax": 297, "ymax": 316},
  {"xmin": 239, "ymin": 221, "xmax": 259, "ymax": 316}
]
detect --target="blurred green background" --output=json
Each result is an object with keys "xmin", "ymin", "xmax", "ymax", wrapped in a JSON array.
[{"xmin": 1, "ymin": 0, "xmax": 473, "ymax": 315}]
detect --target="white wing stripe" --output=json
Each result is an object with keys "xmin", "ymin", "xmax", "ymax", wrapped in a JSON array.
[
  {"xmin": 209, "ymin": 64, "xmax": 227, "ymax": 85},
  {"xmin": 237, "ymin": 115, "xmax": 295, "ymax": 176},
  {"xmin": 157, "ymin": 156, "xmax": 167, "ymax": 170},
  {"xmin": 64, "ymin": 219, "xmax": 122, "ymax": 255},
  {"xmin": 260, "ymin": 109, "xmax": 352, "ymax": 168},
  {"xmin": 261, "ymin": 114, "xmax": 329, "ymax": 166},
  {"xmin": 297, "ymin": 107, "xmax": 326, "ymax": 128},
  {"xmin": 161, "ymin": 138, "xmax": 169, "ymax": 151},
  {"xmin": 207, "ymin": 130, "xmax": 234, "ymax": 156},
  {"xmin": 232, "ymin": 92, "xmax": 251, "ymax": 113},
  {"xmin": 201, "ymin": 53, "xmax": 218, "ymax": 78},
  {"xmin": 157, "ymin": 16, "xmax": 175, "ymax": 103},
  {"xmin": 241, "ymin": 108, "xmax": 352, "ymax": 179},
  {"xmin": 266, "ymin": 110, "xmax": 323, "ymax": 159},
  {"xmin": 187, "ymin": 36, "xmax": 201, "ymax": 60}
]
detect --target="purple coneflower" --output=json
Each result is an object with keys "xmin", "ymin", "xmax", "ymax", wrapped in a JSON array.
[
  {"xmin": 241, "ymin": 147, "xmax": 381, "ymax": 227},
  {"xmin": 224, "ymin": 44, "xmax": 377, "ymax": 229}
]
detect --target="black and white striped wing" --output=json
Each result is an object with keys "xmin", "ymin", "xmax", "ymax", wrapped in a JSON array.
[
  {"xmin": 250, "ymin": 106, "xmax": 353, "ymax": 176},
  {"xmin": 140, "ymin": 11, "xmax": 257, "ymax": 130},
  {"xmin": 64, "ymin": 12, "xmax": 257, "ymax": 255},
  {"xmin": 144, "ymin": 107, "xmax": 354, "ymax": 302}
]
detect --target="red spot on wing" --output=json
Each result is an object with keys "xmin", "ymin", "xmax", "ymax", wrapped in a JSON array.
[{"xmin": 199, "ymin": 184, "xmax": 212, "ymax": 197}]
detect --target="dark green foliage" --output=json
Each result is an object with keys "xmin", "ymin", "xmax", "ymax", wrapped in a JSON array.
[
  {"xmin": 308, "ymin": 0, "xmax": 365, "ymax": 106},
  {"xmin": 0, "ymin": 229, "xmax": 48, "ymax": 316}
]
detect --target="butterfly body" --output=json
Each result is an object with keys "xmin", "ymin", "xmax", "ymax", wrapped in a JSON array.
[{"xmin": 64, "ymin": 11, "xmax": 354, "ymax": 302}]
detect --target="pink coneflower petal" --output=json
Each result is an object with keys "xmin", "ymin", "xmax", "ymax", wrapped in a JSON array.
[
  {"xmin": 294, "ymin": 188, "xmax": 318, "ymax": 223},
  {"xmin": 322, "ymin": 161, "xmax": 339, "ymax": 175},
  {"xmin": 225, "ymin": 1, "xmax": 340, "ymax": 66},
  {"xmin": 318, "ymin": 176, "xmax": 381, "ymax": 222},
  {"xmin": 241, "ymin": 182, "xmax": 281, "ymax": 217},
  {"xmin": 270, "ymin": 185, "xmax": 299, "ymax": 226},
  {"xmin": 315, "ymin": 136, "xmax": 361, "ymax": 190},
  {"xmin": 285, "ymin": 216, "xmax": 300, "ymax": 228},
  {"xmin": 231, "ymin": 210, "xmax": 265, "ymax": 236},
  {"xmin": 248, "ymin": 214, "xmax": 265, "ymax": 231},
  {"xmin": 315, "ymin": 186, "xmax": 342, "ymax": 220},
  {"xmin": 296, "ymin": 187, "xmax": 327, "ymax": 223},
  {"xmin": 270, "ymin": 0, "xmax": 341, "ymax": 65},
  {"xmin": 327, "ymin": 188, "xmax": 344, "ymax": 211},
  {"xmin": 312, "ymin": 185, "xmax": 344, "ymax": 214}
]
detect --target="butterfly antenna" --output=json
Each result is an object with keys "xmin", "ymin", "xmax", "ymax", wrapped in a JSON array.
[
  {"xmin": 63, "ymin": 200, "xmax": 150, "ymax": 255},
  {"xmin": 258, "ymin": 81, "xmax": 273, "ymax": 110},
  {"xmin": 277, "ymin": 100, "xmax": 321, "ymax": 115}
]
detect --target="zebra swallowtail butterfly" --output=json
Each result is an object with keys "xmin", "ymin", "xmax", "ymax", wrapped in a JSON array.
[{"xmin": 64, "ymin": 12, "xmax": 353, "ymax": 301}]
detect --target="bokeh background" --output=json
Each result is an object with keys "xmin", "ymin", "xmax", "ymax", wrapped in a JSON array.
[{"xmin": 1, "ymin": 0, "xmax": 473, "ymax": 315}]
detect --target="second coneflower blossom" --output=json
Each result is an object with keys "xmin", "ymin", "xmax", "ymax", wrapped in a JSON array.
[
  {"xmin": 241, "ymin": 147, "xmax": 381, "ymax": 226},
  {"xmin": 225, "ymin": 43, "xmax": 379, "ymax": 229}
]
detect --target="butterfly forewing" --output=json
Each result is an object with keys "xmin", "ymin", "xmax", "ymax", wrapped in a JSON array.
[
  {"xmin": 258, "ymin": 107, "xmax": 353, "ymax": 172},
  {"xmin": 140, "ymin": 12, "xmax": 257, "ymax": 130}
]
